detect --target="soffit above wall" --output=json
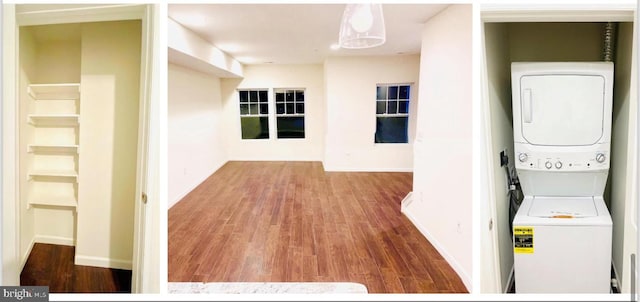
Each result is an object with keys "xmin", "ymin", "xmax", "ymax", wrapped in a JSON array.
[{"xmin": 168, "ymin": 4, "xmax": 449, "ymax": 65}]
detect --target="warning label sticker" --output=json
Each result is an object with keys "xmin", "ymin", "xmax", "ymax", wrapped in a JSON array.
[{"xmin": 513, "ymin": 227, "xmax": 533, "ymax": 254}]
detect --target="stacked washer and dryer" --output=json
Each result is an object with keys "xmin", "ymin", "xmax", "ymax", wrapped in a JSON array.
[{"xmin": 511, "ymin": 62, "xmax": 614, "ymax": 293}]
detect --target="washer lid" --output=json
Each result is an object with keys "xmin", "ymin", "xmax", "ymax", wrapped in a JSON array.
[{"xmin": 528, "ymin": 196, "xmax": 598, "ymax": 218}]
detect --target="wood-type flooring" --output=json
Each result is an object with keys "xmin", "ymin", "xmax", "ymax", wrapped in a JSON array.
[
  {"xmin": 21, "ymin": 243, "xmax": 132, "ymax": 293},
  {"xmin": 168, "ymin": 161, "xmax": 467, "ymax": 293}
]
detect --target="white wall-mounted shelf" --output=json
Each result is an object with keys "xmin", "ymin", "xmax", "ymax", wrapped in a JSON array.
[
  {"xmin": 28, "ymin": 114, "xmax": 79, "ymax": 126},
  {"xmin": 28, "ymin": 169, "xmax": 78, "ymax": 180},
  {"xmin": 25, "ymin": 83, "xmax": 81, "ymax": 210},
  {"xmin": 28, "ymin": 144, "xmax": 79, "ymax": 153},
  {"xmin": 29, "ymin": 198, "xmax": 77, "ymax": 208},
  {"xmin": 28, "ymin": 83, "xmax": 80, "ymax": 100}
]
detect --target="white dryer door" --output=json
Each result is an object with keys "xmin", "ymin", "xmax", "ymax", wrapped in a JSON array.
[{"xmin": 519, "ymin": 75, "xmax": 605, "ymax": 146}]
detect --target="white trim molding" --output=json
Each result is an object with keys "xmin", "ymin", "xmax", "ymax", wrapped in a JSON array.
[
  {"xmin": 482, "ymin": 3, "xmax": 635, "ymax": 23},
  {"xmin": 402, "ymin": 207, "xmax": 471, "ymax": 291},
  {"xmin": 16, "ymin": 4, "xmax": 146, "ymax": 26},
  {"xmin": 75, "ymin": 255, "xmax": 132, "ymax": 270},
  {"xmin": 34, "ymin": 235, "xmax": 75, "ymax": 247},
  {"xmin": 400, "ymin": 192, "xmax": 414, "ymax": 212}
]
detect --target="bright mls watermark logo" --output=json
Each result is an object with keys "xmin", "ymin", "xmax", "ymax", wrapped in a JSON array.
[{"xmin": 0, "ymin": 287, "xmax": 48, "ymax": 302}]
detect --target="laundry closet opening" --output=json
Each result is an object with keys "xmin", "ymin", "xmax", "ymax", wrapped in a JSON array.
[
  {"xmin": 17, "ymin": 20, "xmax": 142, "ymax": 293},
  {"xmin": 484, "ymin": 21, "xmax": 636, "ymax": 293}
]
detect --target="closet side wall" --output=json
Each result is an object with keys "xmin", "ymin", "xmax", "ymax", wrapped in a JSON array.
[
  {"xmin": 18, "ymin": 27, "xmax": 37, "ymax": 267},
  {"xmin": 483, "ymin": 22, "xmax": 514, "ymax": 293},
  {"xmin": 76, "ymin": 20, "xmax": 141, "ymax": 269},
  {"xmin": 610, "ymin": 22, "xmax": 636, "ymax": 292}
]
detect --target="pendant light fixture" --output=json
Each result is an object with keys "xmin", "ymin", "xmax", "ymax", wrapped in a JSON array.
[{"xmin": 338, "ymin": 4, "xmax": 386, "ymax": 49}]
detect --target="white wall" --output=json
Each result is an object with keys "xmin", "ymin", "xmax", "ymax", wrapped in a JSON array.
[
  {"xmin": 18, "ymin": 26, "xmax": 37, "ymax": 269},
  {"xmin": 402, "ymin": 4, "xmax": 472, "ymax": 290},
  {"xmin": 76, "ymin": 20, "xmax": 141, "ymax": 269},
  {"xmin": 221, "ymin": 64, "xmax": 325, "ymax": 161},
  {"xmin": 168, "ymin": 63, "xmax": 227, "ymax": 207},
  {"xmin": 323, "ymin": 55, "xmax": 419, "ymax": 172},
  {"xmin": 34, "ymin": 39, "xmax": 81, "ymax": 83}
]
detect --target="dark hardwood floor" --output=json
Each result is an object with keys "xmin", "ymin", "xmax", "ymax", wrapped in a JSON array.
[
  {"xmin": 20, "ymin": 243, "xmax": 132, "ymax": 293},
  {"xmin": 168, "ymin": 161, "xmax": 467, "ymax": 293}
]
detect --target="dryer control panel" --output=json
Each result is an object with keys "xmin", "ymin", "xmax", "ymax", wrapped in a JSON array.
[{"xmin": 515, "ymin": 150, "xmax": 609, "ymax": 171}]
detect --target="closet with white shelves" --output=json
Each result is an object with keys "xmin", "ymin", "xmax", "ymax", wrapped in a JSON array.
[
  {"xmin": 5, "ymin": 3, "xmax": 156, "ymax": 292},
  {"xmin": 25, "ymin": 83, "xmax": 80, "ymax": 209},
  {"xmin": 16, "ymin": 19, "xmax": 142, "ymax": 279}
]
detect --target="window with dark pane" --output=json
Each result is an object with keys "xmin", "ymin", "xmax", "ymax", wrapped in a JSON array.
[
  {"xmin": 375, "ymin": 84, "xmax": 410, "ymax": 143},
  {"xmin": 375, "ymin": 117, "xmax": 408, "ymax": 143},
  {"xmin": 241, "ymin": 116, "xmax": 270, "ymax": 139},
  {"xmin": 274, "ymin": 88, "xmax": 305, "ymax": 139},
  {"xmin": 388, "ymin": 86, "xmax": 399, "ymax": 100},
  {"xmin": 277, "ymin": 116, "xmax": 305, "ymax": 139},
  {"xmin": 238, "ymin": 89, "xmax": 269, "ymax": 139}
]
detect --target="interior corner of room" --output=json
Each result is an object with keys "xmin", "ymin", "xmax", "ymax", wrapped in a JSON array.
[
  {"xmin": 2, "ymin": 3, "xmax": 160, "ymax": 294},
  {"xmin": 167, "ymin": 4, "xmax": 472, "ymax": 293},
  {"xmin": 479, "ymin": 4, "xmax": 638, "ymax": 294}
]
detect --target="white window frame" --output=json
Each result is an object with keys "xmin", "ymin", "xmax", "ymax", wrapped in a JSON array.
[
  {"xmin": 274, "ymin": 88, "xmax": 306, "ymax": 139},
  {"xmin": 238, "ymin": 88, "xmax": 270, "ymax": 139},
  {"xmin": 375, "ymin": 83, "xmax": 411, "ymax": 144}
]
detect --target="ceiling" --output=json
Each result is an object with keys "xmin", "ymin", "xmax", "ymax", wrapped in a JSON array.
[{"xmin": 168, "ymin": 4, "xmax": 449, "ymax": 65}]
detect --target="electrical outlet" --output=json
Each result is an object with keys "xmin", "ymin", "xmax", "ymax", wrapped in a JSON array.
[{"xmin": 500, "ymin": 149, "xmax": 509, "ymax": 167}]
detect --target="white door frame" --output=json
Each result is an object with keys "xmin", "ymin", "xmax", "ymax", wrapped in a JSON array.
[
  {"xmin": 2, "ymin": 3, "xmax": 20, "ymax": 287},
  {"xmin": 480, "ymin": 2, "xmax": 637, "ymax": 294},
  {"xmin": 479, "ymin": 19, "xmax": 502, "ymax": 293},
  {"xmin": 1, "ymin": 4, "xmax": 158, "ymax": 292}
]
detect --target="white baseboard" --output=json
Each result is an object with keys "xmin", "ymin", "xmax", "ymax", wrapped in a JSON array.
[
  {"xmin": 35, "ymin": 235, "xmax": 75, "ymax": 246},
  {"xmin": 401, "ymin": 206, "xmax": 471, "ymax": 291},
  {"xmin": 20, "ymin": 238, "xmax": 36, "ymax": 272},
  {"xmin": 322, "ymin": 165, "xmax": 413, "ymax": 172},
  {"xmin": 228, "ymin": 157, "xmax": 322, "ymax": 162},
  {"xmin": 400, "ymin": 192, "xmax": 414, "ymax": 211},
  {"xmin": 170, "ymin": 159, "xmax": 228, "ymax": 208},
  {"xmin": 75, "ymin": 254, "xmax": 132, "ymax": 270}
]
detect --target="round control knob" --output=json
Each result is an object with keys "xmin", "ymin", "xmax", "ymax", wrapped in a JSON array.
[
  {"xmin": 555, "ymin": 161, "xmax": 562, "ymax": 169},
  {"xmin": 545, "ymin": 161, "xmax": 552, "ymax": 169},
  {"xmin": 518, "ymin": 153, "xmax": 528, "ymax": 162},
  {"xmin": 596, "ymin": 153, "xmax": 606, "ymax": 163}
]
